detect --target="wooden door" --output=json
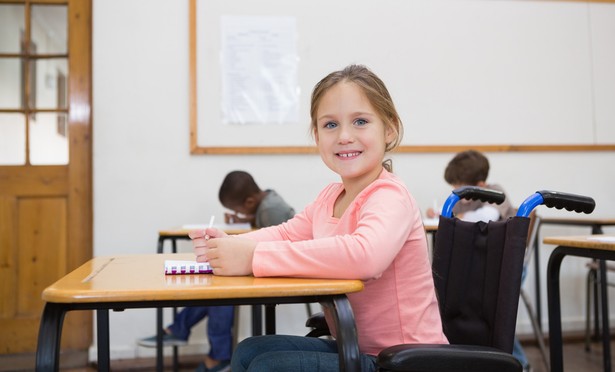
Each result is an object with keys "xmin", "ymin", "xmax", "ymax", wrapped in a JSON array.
[{"xmin": 0, "ymin": 0, "xmax": 92, "ymax": 367}]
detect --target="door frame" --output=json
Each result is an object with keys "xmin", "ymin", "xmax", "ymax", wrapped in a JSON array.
[{"xmin": 0, "ymin": 0, "xmax": 92, "ymax": 368}]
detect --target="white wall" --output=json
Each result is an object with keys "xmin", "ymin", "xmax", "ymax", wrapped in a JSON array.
[
  {"xmin": 195, "ymin": 0, "xmax": 615, "ymax": 148},
  {"xmin": 92, "ymin": 0, "xmax": 615, "ymax": 361}
]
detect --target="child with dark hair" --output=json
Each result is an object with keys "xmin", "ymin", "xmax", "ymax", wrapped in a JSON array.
[
  {"xmin": 427, "ymin": 150, "xmax": 515, "ymax": 221},
  {"xmin": 139, "ymin": 171, "xmax": 294, "ymax": 372},
  {"xmin": 219, "ymin": 170, "xmax": 295, "ymax": 228}
]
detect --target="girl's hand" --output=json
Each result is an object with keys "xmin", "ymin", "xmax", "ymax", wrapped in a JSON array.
[
  {"xmin": 189, "ymin": 228, "xmax": 228, "ymax": 261},
  {"xmin": 202, "ymin": 237, "xmax": 257, "ymax": 276}
]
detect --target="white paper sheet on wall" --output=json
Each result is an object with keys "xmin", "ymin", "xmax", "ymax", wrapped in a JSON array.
[{"xmin": 220, "ymin": 15, "xmax": 299, "ymax": 126}]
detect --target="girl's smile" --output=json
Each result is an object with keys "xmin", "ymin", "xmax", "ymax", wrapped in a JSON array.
[{"xmin": 336, "ymin": 151, "xmax": 362, "ymax": 159}]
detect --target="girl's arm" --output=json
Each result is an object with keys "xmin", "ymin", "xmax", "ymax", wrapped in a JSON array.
[
  {"xmin": 192, "ymin": 181, "xmax": 424, "ymax": 279},
  {"xmin": 191, "ymin": 195, "xmax": 319, "ymax": 276},
  {"xmin": 252, "ymin": 182, "xmax": 422, "ymax": 280}
]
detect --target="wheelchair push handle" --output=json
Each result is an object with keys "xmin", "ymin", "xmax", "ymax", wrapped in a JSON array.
[
  {"xmin": 539, "ymin": 190, "xmax": 596, "ymax": 214},
  {"xmin": 453, "ymin": 186, "xmax": 506, "ymax": 205},
  {"xmin": 441, "ymin": 186, "xmax": 505, "ymax": 218},
  {"xmin": 516, "ymin": 190, "xmax": 596, "ymax": 218}
]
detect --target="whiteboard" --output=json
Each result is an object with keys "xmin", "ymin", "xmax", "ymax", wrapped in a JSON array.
[{"xmin": 191, "ymin": 0, "xmax": 615, "ymax": 151}]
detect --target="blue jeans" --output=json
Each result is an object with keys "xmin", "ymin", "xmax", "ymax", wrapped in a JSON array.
[
  {"xmin": 231, "ymin": 335, "xmax": 378, "ymax": 372},
  {"xmin": 167, "ymin": 306, "xmax": 234, "ymax": 361},
  {"xmin": 512, "ymin": 337, "xmax": 529, "ymax": 369}
]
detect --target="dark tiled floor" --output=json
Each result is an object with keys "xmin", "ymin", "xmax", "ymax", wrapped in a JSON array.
[{"xmin": 526, "ymin": 339, "xmax": 610, "ymax": 372}]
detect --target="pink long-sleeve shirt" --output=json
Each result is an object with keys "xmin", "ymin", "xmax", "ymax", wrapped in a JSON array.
[{"xmin": 241, "ymin": 169, "xmax": 448, "ymax": 356}]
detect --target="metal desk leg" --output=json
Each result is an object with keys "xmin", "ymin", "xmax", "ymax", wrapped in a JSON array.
[
  {"xmin": 593, "ymin": 225, "xmax": 605, "ymax": 341},
  {"xmin": 170, "ymin": 239, "xmax": 179, "ymax": 371},
  {"xmin": 547, "ymin": 246, "xmax": 565, "ymax": 372},
  {"xmin": 157, "ymin": 237, "xmax": 164, "ymax": 254},
  {"xmin": 97, "ymin": 309, "xmax": 110, "ymax": 371},
  {"xmin": 156, "ymin": 237, "xmax": 180, "ymax": 372},
  {"xmin": 171, "ymin": 306, "xmax": 179, "ymax": 372},
  {"xmin": 305, "ymin": 303, "xmax": 313, "ymax": 318},
  {"xmin": 594, "ymin": 260, "xmax": 601, "ymax": 340},
  {"xmin": 156, "ymin": 307, "xmax": 164, "ymax": 372},
  {"xmin": 265, "ymin": 304, "xmax": 276, "ymax": 334},
  {"xmin": 599, "ymin": 259, "xmax": 612, "ymax": 372},
  {"xmin": 323, "ymin": 295, "xmax": 360, "ymax": 372},
  {"xmin": 156, "ymin": 235, "xmax": 166, "ymax": 371},
  {"xmin": 252, "ymin": 305, "xmax": 263, "ymax": 336},
  {"xmin": 35, "ymin": 303, "xmax": 67, "ymax": 372}
]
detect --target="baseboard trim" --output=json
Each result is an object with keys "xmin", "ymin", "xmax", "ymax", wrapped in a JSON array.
[{"xmin": 0, "ymin": 350, "xmax": 88, "ymax": 372}]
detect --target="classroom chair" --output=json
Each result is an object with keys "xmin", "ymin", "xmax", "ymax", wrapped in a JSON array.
[{"xmin": 585, "ymin": 260, "xmax": 615, "ymax": 351}]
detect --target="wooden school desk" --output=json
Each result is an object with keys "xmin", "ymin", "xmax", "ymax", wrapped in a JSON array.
[
  {"xmin": 543, "ymin": 235, "xmax": 615, "ymax": 372},
  {"xmin": 532, "ymin": 218, "xmax": 615, "ymax": 331},
  {"xmin": 35, "ymin": 253, "xmax": 364, "ymax": 372}
]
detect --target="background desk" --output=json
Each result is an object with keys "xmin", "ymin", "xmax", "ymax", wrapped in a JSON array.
[
  {"xmin": 423, "ymin": 218, "xmax": 439, "ymax": 248},
  {"xmin": 544, "ymin": 235, "xmax": 615, "ymax": 372},
  {"xmin": 158, "ymin": 224, "xmax": 253, "ymax": 254},
  {"xmin": 533, "ymin": 218, "xmax": 615, "ymax": 331},
  {"xmin": 36, "ymin": 253, "xmax": 364, "ymax": 372}
]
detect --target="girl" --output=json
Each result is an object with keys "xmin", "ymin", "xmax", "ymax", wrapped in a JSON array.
[{"xmin": 190, "ymin": 65, "xmax": 447, "ymax": 371}]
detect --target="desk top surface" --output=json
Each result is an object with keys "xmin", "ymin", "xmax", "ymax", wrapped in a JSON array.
[
  {"xmin": 42, "ymin": 253, "xmax": 364, "ymax": 304},
  {"xmin": 163, "ymin": 223, "xmax": 439, "ymax": 235},
  {"xmin": 543, "ymin": 235, "xmax": 615, "ymax": 250},
  {"xmin": 159, "ymin": 224, "xmax": 253, "ymax": 237}
]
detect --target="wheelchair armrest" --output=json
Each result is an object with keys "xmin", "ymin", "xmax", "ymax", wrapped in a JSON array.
[
  {"xmin": 305, "ymin": 311, "xmax": 331, "ymax": 338},
  {"xmin": 377, "ymin": 344, "xmax": 522, "ymax": 372}
]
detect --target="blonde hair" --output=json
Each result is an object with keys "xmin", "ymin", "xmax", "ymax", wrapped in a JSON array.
[{"xmin": 310, "ymin": 65, "xmax": 403, "ymax": 172}]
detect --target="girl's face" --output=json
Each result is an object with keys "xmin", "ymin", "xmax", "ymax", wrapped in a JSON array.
[{"xmin": 314, "ymin": 81, "xmax": 395, "ymax": 186}]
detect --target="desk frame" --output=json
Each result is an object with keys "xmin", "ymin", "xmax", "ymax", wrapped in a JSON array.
[
  {"xmin": 547, "ymin": 245, "xmax": 614, "ymax": 372},
  {"xmin": 36, "ymin": 294, "xmax": 359, "ymax": 372},
  {"xmin": 533, "ymin": 219, "xmax": 614, "ymax": 332}
]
